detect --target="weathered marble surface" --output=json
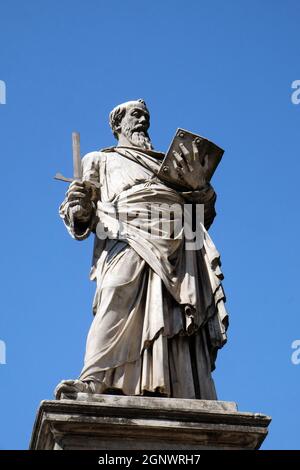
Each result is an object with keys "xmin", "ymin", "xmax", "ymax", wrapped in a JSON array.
[
  {"xmin": 30, "ymin": 395, "xmax": 271, "ymax": 450},
  {"xmin": 55, "ymin": 99, "xmax": 228, "ymax": 401}
]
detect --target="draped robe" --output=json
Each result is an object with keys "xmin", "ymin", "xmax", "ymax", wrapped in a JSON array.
[{"xmin": 59, "ymin": 146, "xmax": 228, "ymax": 399}]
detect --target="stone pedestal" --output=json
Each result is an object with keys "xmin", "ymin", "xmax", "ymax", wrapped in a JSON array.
[{"xmin": 30, "ymin": 394, "xmax": 271, "ymax": 450}]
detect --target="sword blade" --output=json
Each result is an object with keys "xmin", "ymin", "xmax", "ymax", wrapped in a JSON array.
[{"xmin": 72, "ymin": 132, "xmax": 81, "ymax": 180}]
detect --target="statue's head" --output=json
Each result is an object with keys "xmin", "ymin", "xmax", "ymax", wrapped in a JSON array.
[{"xmin": 109, "ymin": 99, "xmax": 153, "ymax": 150}]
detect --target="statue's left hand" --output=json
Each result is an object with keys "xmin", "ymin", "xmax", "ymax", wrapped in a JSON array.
[{"xmin": 172, "ymin": 141, "xmax": 208, "ymax": 190}]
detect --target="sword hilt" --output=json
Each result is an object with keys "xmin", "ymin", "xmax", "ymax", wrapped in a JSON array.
[
  {"xmin": 54, "ymin": 172, "xmax": 77, "ymax": 183},
  {"xmin": 54, "ymin": 131, "xmax": 82, "ymax": 184}
]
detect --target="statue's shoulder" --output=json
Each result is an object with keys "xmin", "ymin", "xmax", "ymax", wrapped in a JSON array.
[{"xmin": 81, "ymin": 149, "xmax": 109, "ymax": 167}]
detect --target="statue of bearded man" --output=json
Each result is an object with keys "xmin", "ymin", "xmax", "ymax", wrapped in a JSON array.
[{"xmin": 55, "ymin": 99, "xmax": 228, "ymax": 400}]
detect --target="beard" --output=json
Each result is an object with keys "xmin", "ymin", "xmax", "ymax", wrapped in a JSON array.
[{"xmin": 123, "ymin": 125, "xmax": 153, "ymax": 150}]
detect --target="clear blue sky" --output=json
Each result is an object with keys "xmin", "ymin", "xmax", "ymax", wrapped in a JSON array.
[{"xmin": 0, "ymin": 0, "xmax": 299, "ymax": 450}]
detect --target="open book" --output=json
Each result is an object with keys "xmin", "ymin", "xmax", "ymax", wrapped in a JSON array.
[{"xmin": 157, "ymin": 128, "xmax": 224, "ymax": 189}]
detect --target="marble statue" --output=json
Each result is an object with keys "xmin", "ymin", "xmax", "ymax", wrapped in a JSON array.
[{"xmin": 55, "ymin": 99, "xmax": 228, "ymax": 400}]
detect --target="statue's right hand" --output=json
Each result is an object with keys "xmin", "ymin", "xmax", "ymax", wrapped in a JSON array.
[
  {"xmin": 66, "ymin": 181, "xmax": 90, "ymax": 202},
  {"xmin": 66, "ymin": 181, "xmax": 93, "ymax": 222}
]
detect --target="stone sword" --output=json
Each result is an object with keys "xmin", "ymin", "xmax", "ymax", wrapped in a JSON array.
[{"xmin": 54, "ymin": 132, "xmax": 82, "ymax": 183}]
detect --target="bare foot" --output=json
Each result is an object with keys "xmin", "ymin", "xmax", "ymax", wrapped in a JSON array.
[{"xmin": 54, "ymin": 379, "xmax": 93, "ymax": 400}]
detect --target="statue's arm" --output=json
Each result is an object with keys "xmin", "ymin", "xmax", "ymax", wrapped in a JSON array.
[
  {"xmin": 181, "ymin": 183, "xmax": 217, "ymax": 230},
  {"xmin": 59, "ymin": 151, "xmax": 100, "ymax": 240}
]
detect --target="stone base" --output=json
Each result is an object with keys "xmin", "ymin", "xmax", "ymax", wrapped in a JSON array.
[{"xmin": 30, "ymin": 394, "xmax": 271, "ymax": 450}]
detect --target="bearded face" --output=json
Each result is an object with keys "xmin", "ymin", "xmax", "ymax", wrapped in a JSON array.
[
  {"xmin": 119, "ymin": 105, "xmax": 153, "ymax": 150},
  {"xmin": 127, "ymin": 129, "xmax": 153, "ymax": 150}
]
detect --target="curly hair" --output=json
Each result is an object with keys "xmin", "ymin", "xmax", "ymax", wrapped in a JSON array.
[{"xmin": 109, "ymin": 99, "xmax": 148, "ymax": 139}]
